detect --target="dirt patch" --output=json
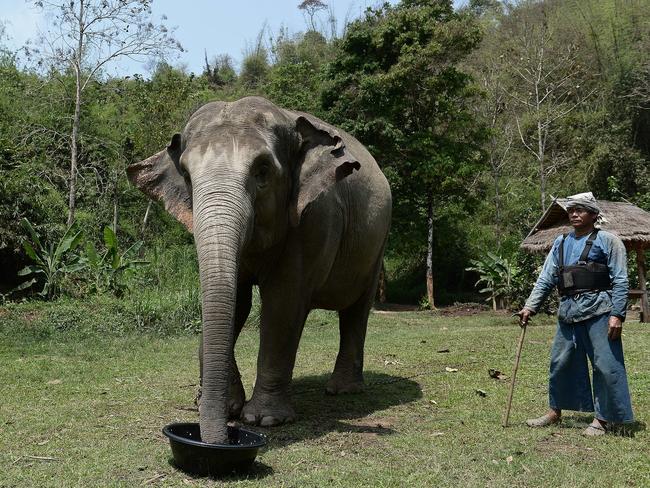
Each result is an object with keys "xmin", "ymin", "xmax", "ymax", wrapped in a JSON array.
[
  {"xmin": 344, "ymin": 416, "xmax": 397, "ymax": 430},
  {"xmin": 535, "ymin": 432, "xmax": 595, "ymax": 459},
  {"xmin": 373, "ymin": 303, "xmax": 419, "ymax": 313},
  {"xmin": 22, "ymin": 310, "xmax": 43, "ymax": 323},
  {"xmin": 330, "ymin": 416, "xmax": 398, "ymax": 447},
  {"xmin": 373, "ymin": 302, "xmax": 496, "ymax": 316},
  {"xmin": 436, "ymin": 303, "xmax": 491, "ymax": 316}
]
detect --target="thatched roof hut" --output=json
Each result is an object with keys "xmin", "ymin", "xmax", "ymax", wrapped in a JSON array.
[
  {"xmin": 521, "ymin": 199, "xmax": 650, "ymax": 322},
  {"xmin": 521, "ymin": 199, "xmax": 650, "ymax": 253}
]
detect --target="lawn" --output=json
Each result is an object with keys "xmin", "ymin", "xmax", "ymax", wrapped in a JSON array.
[{"xmin": 1, "ymin": 306, "xmax": 648, "ymax": 487}]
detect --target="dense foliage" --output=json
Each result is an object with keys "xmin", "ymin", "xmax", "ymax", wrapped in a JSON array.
[{"xmin": 0, "ymin": 0, "xmax": 648, "ymax": 311}]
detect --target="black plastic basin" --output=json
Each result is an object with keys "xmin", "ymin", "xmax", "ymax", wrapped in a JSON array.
[{"xmin": 162, "ymin": 423, "xmax": 266, "ymax": 476}]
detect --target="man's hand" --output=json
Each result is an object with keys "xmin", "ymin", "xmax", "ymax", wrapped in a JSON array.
[
  {"xmin": 608, "ymin": 316, "xmax": 623, "ymax": 340},
  {"xmin": 515, "ymin": 308, "xmax": 533, "ymax": 327}
]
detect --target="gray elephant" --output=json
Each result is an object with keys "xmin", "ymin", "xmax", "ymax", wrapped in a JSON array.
[{"xmin": 128, "ymin": 97, "xmax": 392, "ymax": 444}]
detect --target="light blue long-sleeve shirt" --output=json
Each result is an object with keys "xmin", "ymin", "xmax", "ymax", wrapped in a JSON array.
[{"xmin": 524, "ymin": 229, "xmax": 629, "ymax": 323}]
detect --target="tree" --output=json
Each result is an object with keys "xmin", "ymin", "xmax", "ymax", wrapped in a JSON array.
[
  {"xmin": 500, "ymin": 3, "xmax": 595, "ymax": 211},
  {"xmin": 323, "ymin": 0, "xmax": 485, "ymax": 308},
  {"xmin": 29, "ymin": 0, "xmax": 182, "ymax": 226},
  {"xmin": 240, "ymin": 27, "xmax": 269, "ymax": 89},
  {"xmin": 203, "ymin": 52, "xmax": 237, "ymax": 88},
  {"xmin": 298, "ymin": 0, "xmax": 328, "ymax": 32},
  {"xmin": 465, "ymin": 1, "xmax": 514, "ymax": 249}
]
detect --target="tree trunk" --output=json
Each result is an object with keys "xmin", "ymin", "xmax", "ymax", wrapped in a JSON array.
[
  {"xmin": 426, "ymin": 195, "xmax": 435, "ymax": 310},
  {"xmin": 68, "ymin": 80, "xmax": 82, "ymax": 227},
  {"xmin": 67, "ymin": 0, "xmax": 85, "ymax": 227},
  {"xmin": 637, "ymin": 248, "xmax": 649, "ymax": 323},
  {"xmin": 376, "ymin": 260, "xmax": 387, "ymax": 303},
  {"xmin": 538, "ymin": 119, "xmax": 546, "ymax": 212},
  {"xmin": 141, "ymin": 201, "xmax": 153, "ymax": 236},
  {"xmin": 493, "ymin": 156, "xmax": 501, "ymax": 249}
]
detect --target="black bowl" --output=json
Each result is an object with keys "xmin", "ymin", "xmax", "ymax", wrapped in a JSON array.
[{"xmin": 162, "ymin": 423, "xmax": 266, "ymax": 477}]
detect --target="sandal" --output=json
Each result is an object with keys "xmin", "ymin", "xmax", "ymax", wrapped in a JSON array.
[
  {"xmin": 526, "ymin": 414, "xmax": 561, "ymax": 427},
  {"xmin": 583, "ymin": 422, "xmax": 607, "ymax": 436}
]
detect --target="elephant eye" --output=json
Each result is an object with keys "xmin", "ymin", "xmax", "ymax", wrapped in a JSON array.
[{"xmin": 253, "ymin": 157, "xmax": 272, "ymax": 188}]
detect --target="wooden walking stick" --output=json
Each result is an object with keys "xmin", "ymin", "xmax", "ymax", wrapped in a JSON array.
[{"xmin": 503, "ymin": 316, "xmax": 528, "ymax": 427}]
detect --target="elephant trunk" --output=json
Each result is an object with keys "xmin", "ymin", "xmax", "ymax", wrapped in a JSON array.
[{"xmin": 193, "ymin": 177, "xmax": 252, "ymax": 444}]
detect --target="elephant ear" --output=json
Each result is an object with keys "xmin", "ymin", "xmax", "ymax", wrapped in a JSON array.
[
  {"xmin": 289, "ymin": 113, "xmax": 361, "ymax": 227},
  {"xmin": 126, "ymin": 134, "xmax": 193, "ymax": 233}
]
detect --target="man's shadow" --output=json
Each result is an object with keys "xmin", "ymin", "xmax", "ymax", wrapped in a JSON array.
[{"xmin": 249, "ymin": 370, "xmax": 423, "ymax": 448}]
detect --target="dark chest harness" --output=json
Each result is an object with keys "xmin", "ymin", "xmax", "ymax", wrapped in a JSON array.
[{"xmin": 557, "ymin": 229, "xmax": 612, "ymax": 297}]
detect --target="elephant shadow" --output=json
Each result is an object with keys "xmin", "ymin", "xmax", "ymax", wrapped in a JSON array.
[{"xmin": 251, "ymin": 371, "xmax": 423, "ymax": 449}]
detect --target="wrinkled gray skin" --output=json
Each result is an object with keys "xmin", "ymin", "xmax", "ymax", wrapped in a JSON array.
[{"xmin": 128, "ymin": 97, "xmax": 391, "ymax": 444}]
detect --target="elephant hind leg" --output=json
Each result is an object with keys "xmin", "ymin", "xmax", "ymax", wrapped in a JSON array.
[{"xmin": 326, "ymin": 283, "xmax": 379, "ymax": 395}]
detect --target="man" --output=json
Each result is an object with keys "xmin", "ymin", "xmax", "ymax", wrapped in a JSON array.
[{"xmin": 517, "ymin": 192, "xmax": 633, "ymax": 436}]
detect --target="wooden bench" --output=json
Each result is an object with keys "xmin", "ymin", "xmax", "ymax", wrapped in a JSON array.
[{"xmin": 629, "ymin": 289, "xmax": 648, "ymax": 322}]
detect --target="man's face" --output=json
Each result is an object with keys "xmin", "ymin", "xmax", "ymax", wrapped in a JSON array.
[{"xmin": 568, "ymin": 206, "xmax": 598, "ymax": 231}]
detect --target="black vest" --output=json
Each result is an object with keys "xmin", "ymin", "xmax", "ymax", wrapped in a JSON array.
[{"xmin": 557, "ymin": 229, "xmax": 612, "ymax": 297}]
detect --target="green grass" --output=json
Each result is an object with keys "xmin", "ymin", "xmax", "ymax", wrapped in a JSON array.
[{"xmin": 1, "ymin": 307, "xmax": 648, "ymax": 487}]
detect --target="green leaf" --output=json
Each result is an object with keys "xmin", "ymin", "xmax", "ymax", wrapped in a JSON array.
[
  {"xmin": 13, "ymin": 278, "xmax": 37, "ymax": 292},
  {"xmin": 17, "ymin": 265, "xmax": 43, "ymax": 276},
  {"xmin": 55, "ymin": 227, "xmax": 83, "ymax": 262},
  {"xmin": 84, "ymin": 241, "xmax": 100, "ymax": 268},
  {"xmin": 122, "ymin": 240, "xmax": 143, "ymax": 257},
  {"xmin": 21, "ymin": 218, "xmax": 43, "ymax": 250},
  {"xmin": 22, "ymin": 241, "xmax": 42, "ymax": 264},
  {"xmin": 103, "ymin": 226, "xmax": 118, "ymax": 252},
  {"xmin": 64, "ymin": 262, "xmax": 87, "ymax": 273}
]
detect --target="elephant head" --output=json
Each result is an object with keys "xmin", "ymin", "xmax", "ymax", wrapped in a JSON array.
[{"xmin": 127, "ymin": 97, "xmax": 360, "ymax": 443}]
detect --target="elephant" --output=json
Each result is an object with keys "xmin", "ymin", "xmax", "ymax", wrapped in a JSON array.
[{"xmin": 127, "ymin": 96, "xmax": 392, "ymax": 444}]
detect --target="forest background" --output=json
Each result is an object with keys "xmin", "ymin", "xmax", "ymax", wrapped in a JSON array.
[{"xmin": 1, "ymin": 0, "xmax": 649, "ymax": 329}]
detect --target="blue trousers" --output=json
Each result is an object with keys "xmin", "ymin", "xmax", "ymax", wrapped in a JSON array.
[{"xmin": 548, "ymin": 313, "xmax": 634, "ymax": 423}]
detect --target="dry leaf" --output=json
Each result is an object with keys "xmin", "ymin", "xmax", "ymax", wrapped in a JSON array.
[
  {"xmin": 429, "ymin": 400, "xmax": 438, "ymax": 405},
  {"xmin": 475, "ymin": 389, "xmax": 487, "ymax": 397},
  {"xmin": 437, "ymin": 348, "xmax": 450, "ymax": 353},
  {"xmin": 430, "ymin": 432, "xmax": 444, "ymax": 437},
  {"xmin": 445, "ymin": 367, "xmax": 458, "ymax": 373},
  {"xmin": 506, "ymin": 455, "xmax": 513, "ymax": 464},
  {"xmin": 36, "ymin": 440, "xmax": 49, "ymax": 446},
  {"xmin": 47, "ymin": 379, "xmax": 62, "ymax": 385},
  {"xmin": 143, "ymin": 473, "xmax": 165, "ymax": 485},
  {"xmin": 488, "ymin": 369, "xmax": 507, "ymax": 380}
]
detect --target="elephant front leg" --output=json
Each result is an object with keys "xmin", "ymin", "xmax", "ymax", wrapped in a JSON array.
[{"xmin": 241, "ymin": 298, "xmax": 308, "ymax": 427}]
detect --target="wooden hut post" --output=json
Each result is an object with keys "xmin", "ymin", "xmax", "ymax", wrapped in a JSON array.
[{"xmin": 636, "ymin": 247, "xmax": 649, "ymax": 323}]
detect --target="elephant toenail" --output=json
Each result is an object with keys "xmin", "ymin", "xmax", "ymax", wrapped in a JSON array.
[
  {"xmin": 260, "ymin": 416, "xmax": 279, "ymax": 427},
  {"xmin": 243, "ymin": 413, "xmax": 257, "ymax": 424}
]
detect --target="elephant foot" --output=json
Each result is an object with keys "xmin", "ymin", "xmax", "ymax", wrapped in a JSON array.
[
  {"xmin": 241, "ymin": 392, "xmax": 295, "ymax": 427},
  {"xmin": 325, "ymin": 374, "xmax": 364, "ymax": 395}
]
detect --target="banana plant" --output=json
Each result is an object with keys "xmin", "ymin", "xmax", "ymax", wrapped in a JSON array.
[
  {"xmin": 16, "ymin": 218, "xmax": 85, "ymax": 299},
  {"xmin": 84, "ymin": 226, "xmax": 148, "ymax": 294},
  {"xmin": 466, "ymin": 252, "xmax": 518, "ymax": 311}
]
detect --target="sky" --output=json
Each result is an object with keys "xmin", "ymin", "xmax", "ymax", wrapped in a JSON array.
[{"xmin": 1, "ymin": 0, "xmax": 414, "ymax": 77}]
